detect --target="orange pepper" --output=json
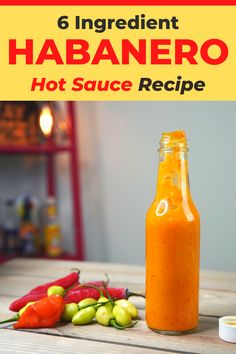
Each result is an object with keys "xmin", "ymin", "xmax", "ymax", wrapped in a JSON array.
[{"xmin": 14, "ymin": 294, "xmax": 64, "ymax": 329}]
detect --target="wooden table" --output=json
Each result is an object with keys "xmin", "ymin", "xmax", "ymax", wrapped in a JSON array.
[{"xmin": 0, "ymin": 259, "xmax": 236, "ymax": 354}]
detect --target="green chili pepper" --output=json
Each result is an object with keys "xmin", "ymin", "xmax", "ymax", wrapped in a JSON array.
[
  {"xmin": 78, "ymin": 298, "xmax": 97, "ymax": 310},
  {"xmin": 72, "ymin": 306, "xmax": 96, "ymax": 325},
  {"xmin": 115, "ymin": 299, "xmax": 138, "ymax": 319},
  {"xmin": 47, "ymin": 285, "xmax": 65, "ymax": 297},
  {"xmin": 97, "ymin": 296, "xmax": 113, "ymax": 311},
  {"xmin": 113, "ymin": 305, "xmax": 132, "ymax": 326},
  {"xmin": 96, "ymin": 305, "xmax": 114, "ymax": 326},
  {"xmin": 61, "ymin": 303, "xmax": 79, "ymax": 321}
]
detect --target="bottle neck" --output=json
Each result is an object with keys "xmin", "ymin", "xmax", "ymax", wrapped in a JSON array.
[{"xmin": 155, "ymin": 149, "xmax": 191, "ymax": 203}]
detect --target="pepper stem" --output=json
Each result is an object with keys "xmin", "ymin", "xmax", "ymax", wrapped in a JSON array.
[
  {"xmin": 103, "ymin": 285, "xmax": 115, "ymax": 307},
  {"xmin": 104, "ymin": 273, "xmax": 110, "ymax": 286},
  {"xmin": 128, "ymin": 292, "xmax": 145, "ymax": 298},
  {"xmin": 70, "ymin": 268, "xmax": 81, "ymax": 274},
  {"xmin": 0, "ymin": 315, "xmax": 19, "ymax": 326},
  {"xmin": 110, "ymin": 319, "xmax": 138, "ymax": 330},
  {"xmin": 79, "ymin": 299, "xmax": 113, "ymax": 310}
]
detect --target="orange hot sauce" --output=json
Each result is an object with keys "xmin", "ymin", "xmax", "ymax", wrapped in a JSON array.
[{"xmin": 146, "ymin": 131, "xmax": 200, "ymax": 334}]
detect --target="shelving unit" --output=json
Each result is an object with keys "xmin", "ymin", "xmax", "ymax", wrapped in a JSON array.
[
  {"xmin": 0, "ymin": 102, "xmax": 84, "ymax": 263},
  {"xmin": 0, "ymin": 144, "xmax": 71, "ymax": 154}
]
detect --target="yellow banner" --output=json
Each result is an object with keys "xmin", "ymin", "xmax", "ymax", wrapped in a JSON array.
[{"xmin": 0, "ymin": 6, "xmax": 235, "ymax": 100}]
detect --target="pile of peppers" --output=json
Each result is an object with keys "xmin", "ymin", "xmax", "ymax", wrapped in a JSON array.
[{"xmin": 0, "ymin": 270, "xmax": 141, "ymax": 330}]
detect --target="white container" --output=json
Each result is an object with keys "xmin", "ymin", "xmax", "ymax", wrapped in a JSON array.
[{"xmin": 219, "ymin": 316, "xmax": 236, "ymax": 343}]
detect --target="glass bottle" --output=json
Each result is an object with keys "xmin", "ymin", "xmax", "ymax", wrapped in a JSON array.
[
  {"xmin": 145, "ymin": 131, "xmax": 200, "ymax": 335},
  {"xmin": 4, "ymin": 199, "xmax": 18, "ymax": 255},
  {"xmin": 0, "ymin": 199, "xmax": 5, "ymax": 254},
  {"xmin": 19, "ymin": 196, "xmax": 37, "ymax": 257},
  {"xmin": 44, "ymin": 197, "xmax": 63, "ymax": 257}
]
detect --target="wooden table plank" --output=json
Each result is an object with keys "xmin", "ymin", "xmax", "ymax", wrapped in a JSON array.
[
  {"xmin": 1, "ymin": 258, "xmax": 236, "ymax": 292},
  {"xmin": 1, "ymin": 316, "xmax": 235, "ymax": 354},
  {"xmin": 0, "ymin": 258, "xmax": 145, "ymax": 294},
  {"xmin": 200, "ymin": 289, "xmax": 236, "ymax": 317},
  {"xmin": 200, "ymin": 270, "xmax": 236, "ymax": 292},
  {"xmin": 0, "ymin": 259, "xmax": 145, "ymax": 282},
  {"xmin": 0, "ymin": 328, "xmax": 171, "ymax": 354}
]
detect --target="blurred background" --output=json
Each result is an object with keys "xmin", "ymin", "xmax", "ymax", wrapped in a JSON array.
[{"xmin": 0, "ymin": 101, "xmax": 235, "ymax": 271}]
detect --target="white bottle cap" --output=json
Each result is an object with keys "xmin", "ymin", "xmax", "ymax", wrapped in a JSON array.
[{"xmin": 219, "ymin": 316, "xmax": 236, "ymax": 343}]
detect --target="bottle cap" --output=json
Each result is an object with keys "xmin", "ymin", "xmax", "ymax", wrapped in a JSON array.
[{"xmin": 219, "ymin": 316, "xmax": 236, "ymax": 343}]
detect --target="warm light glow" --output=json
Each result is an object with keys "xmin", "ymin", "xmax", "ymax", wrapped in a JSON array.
[{"xmin": 39, "ymin": 106, "xmax": 53, "ymax": 136}]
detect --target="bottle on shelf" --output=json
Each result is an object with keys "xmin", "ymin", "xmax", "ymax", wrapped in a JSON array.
[
  {"xmin": 4, "ymin": 199, "xmax": 19, "ymax": 255},
  {"xmin": 0, "ymin": 199, "xmax": 5, "ymax": 254},
  {"xmin": 44, "ymin": 197, "xmax": 63, "ymax": 257},
  {"xmin": 19, "ymin": 196, "xmax": 38, "ymax": 257}
]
